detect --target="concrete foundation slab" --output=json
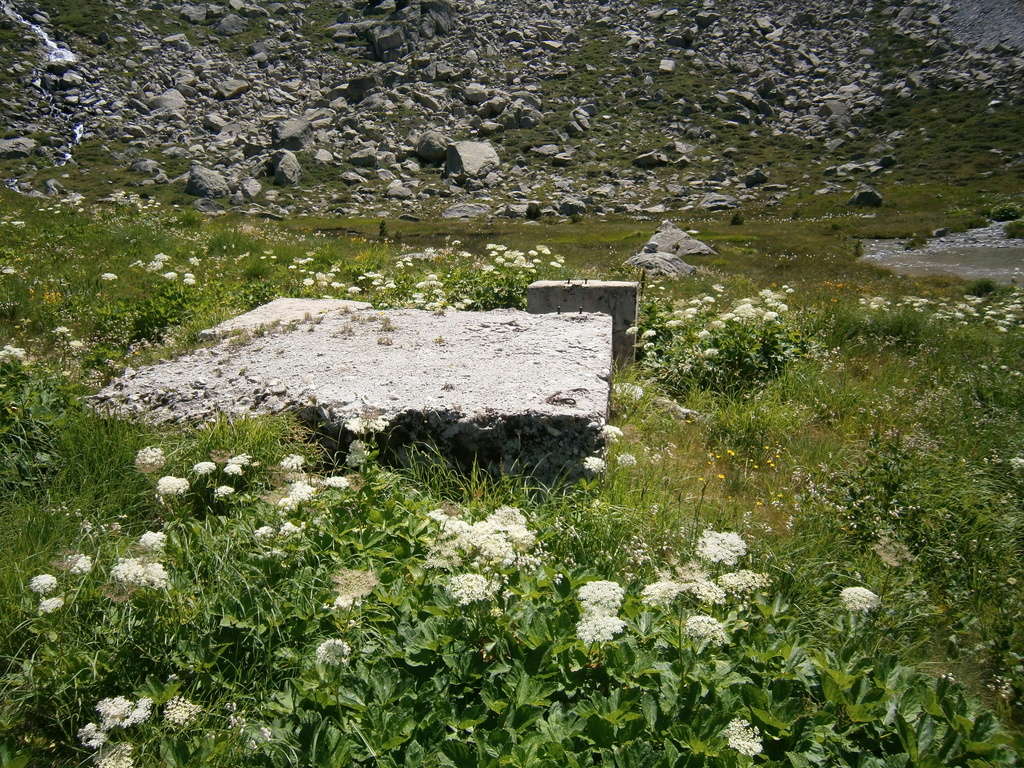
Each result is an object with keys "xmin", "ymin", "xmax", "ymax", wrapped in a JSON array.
[
  {"xmin": 92, "ymin": 307, "xmax": 613, "ymax": 480},
  {"xmin": 198, "ymin": 297, "xmax": 372, "ymax": 340},
  {"xmin": 527, "ymin": 280, "xmax": 638, "ymax": 366}
]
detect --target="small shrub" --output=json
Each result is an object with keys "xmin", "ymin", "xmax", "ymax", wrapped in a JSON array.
[
  {"xmin": 966, "ymin": 278, "xmax": 998, "ymax": 297},
  {"xmin": 1006, "ymin": 220, "xmax": 1024, "ymax": 239},
  {"xmin": 989, "ymin": 203, "xmax": 1022, "ymax": 222}
]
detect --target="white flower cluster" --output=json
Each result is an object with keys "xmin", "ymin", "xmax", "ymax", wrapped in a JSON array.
[
  {"xmin": 446, "ymin": 573, "xmax": 499, "ymax": 605},
  {"xmin": 279, "ymin": 454, "xmax": 305, "ymax": 471},
  {"xmin": 641, "ymin": 574, "xmax": 728, "ymax": 608},
  {"xmin": 683, "ymin": 614, "xmax": 729, "ymax": 647},
  {"xmin": 1010, "ymin": 456, "xmax": 1024, "ymax": 471},
  {"xmin": 137, "ymin": 531, "xmax": 166, "ymax": 553},
  {"xmin": 578, "ymin": 580, "xmax": 625, "ymax": 614},
  {"xmin": 870, "ymin": 290, "xmax": 1024, "ymax": 334},
  {"xmin": 277, "ymin": 480, "xmax": 316, "ymax": 510},
  {"xmin": 193, "ymin": 461, "xmax": 216, "ymax": 475},
  {"xmin": 723, "ymin": 717, "xmax": 763, "ymax": 756},
  {"xmin": 163, "ymin": 696, "xmax": 201, "ymax": 726},
  {"xmin": 63, "ymin": 553, "xmax": 94, "ymax": 574},
  {"xmin": 316, "ymin": 639, "xmax": 351, "ymax": 666},
  {"xmin": 111, "ymin": 558, "xmax": 169, "ymax": 590},
  {"xmin": 426, "ymin": 506, "xmax": 541, "ymax": 573},
  {"xmin": 576, "ymin": 580, "xmax": 627, "ymax": 644},
  {"xmin": 601, "ymin": 424, "xmax": 624, "ymax": 442},
  {"xmin": 345, "ymin": 415, "xmax": 390, "ymax": 435},
  {"xmin": 156, "ymin": 475, "xmax": 189, "ymax": 498},
  {"xmin": 839, "ymin": 586, "xmax": 880, "ymax": 612},
  {"xmin": 323, "ymin": 475, "xmax": 351, "ymax": 489},
  {"xmin": 134, "ymin": 446, "xmax": 166, "ymax": 473},
  {"xmin": 254, "ymin": 521, "xmax": 305, "ymax": 541},
  {"xmin": 78, "ymin": 696, "xmax": 154, "ymax": 751},
  {"xmin": 582, "ymin": 455, "xmax": 607, "ymax": 475},
  {"xmin": 347, "ymin": 439, "xmax": 369, "ymax": 468},
  {"xmin": 1, "ymin": 344, "xmax": 27, "ymax": 362},
  {"xmin": 718, "ymin": 570, "xmax": 770, "ymax": 596},
  {"xmin": 95, "ymin": 743, "xmax": 134, "ymax": 768},
  {"xmin": 695, "ymin": 529, "xmax": 748, "ymax": 566},
  {"xmin": 617, "ymin": 453, "xmax": 638, "ymax": 467},
  {"xmin": 28, "ymin": 573, "xmax": 57, "ymax": 594}
]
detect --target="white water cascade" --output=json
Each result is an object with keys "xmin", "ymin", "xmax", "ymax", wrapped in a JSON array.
[
  {"xmin": 0, "ymin": 0, "xmax": 77, "ymax": 64},
  {"xmin": 1, "ymin": 1, "xmax": 85, "ymax": 170}
]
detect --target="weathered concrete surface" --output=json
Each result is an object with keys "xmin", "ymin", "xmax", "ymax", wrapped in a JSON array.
[
  {"xmin": 93, "ymin": 307, "xmax": 612, "ymax": 479},
  {"xmin": 527, "ymin": 280, "xmax": 638, "ymax": 367},
  {"xmin": 198, "ymin": 298, "xmax": 371, "ymax": 340}
]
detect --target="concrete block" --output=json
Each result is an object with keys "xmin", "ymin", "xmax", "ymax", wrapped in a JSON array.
[
  {"xmin": 92, "ymin": 307, "xmax": 612, "ymax": 481},
  {"xmin": 527, "ymin": 280, "xmax": 638, "ymax": 366},
  {"xmin": 198, "ymin": 297, "xmax": 371, "ymax": 340}
]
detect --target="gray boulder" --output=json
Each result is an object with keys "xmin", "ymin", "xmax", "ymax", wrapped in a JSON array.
[
  {"xmin": 445, "ymin": 141, "xmax": 500, "ymax": 178},
  {"xmin": 643, "ymin": 220, "xmax": 716, "ymax": 257},
  {"xmin": 272, "ymin": 151, "xmax": 302, "ymax": 186},
  {"xmin": 633, "ymin": 151, "xmax": 669, "ymax": 169},
  {"xmin": 215, "ymin": 79, "xmax": 251, "ymax": 100},
  {"xmin": 272, "ymin": 118, "xmax": 312, "ymax": 151},
  {"xmin": 180, "ymin": 4, "xmax": 206, "ymax": 23},
  {"xmin": 0, "ymin": 137, "xmax": 37, "ymax": 158},
  {"xmin": 185, "ymin": 165, "xmax": 230, "ymax": 198},
  {"xmin": 699, "ymin": 193, "xmax": 739, "ymax": 211},
  {"xmin": 415, "ymin": 130, "xmax": 448, "ymax": 164},
  {"xmin": 848, "ymin": 184, "xmax": 883, "ymax": 206},
  {"xmin": 744, "ymin": 168, "xmax": 769, "ymax": 187},
  {"xmin": 150, "ymin": 88, "xmax": 187, "ymax": 111},
  {"xmin": 443, "ymin": 202, "xmax": 491, "ymax": 218},
  {"xmin": 215, "ymin": 13, "xmax": 247, "ymax": 35},
  {"xmin": 625, "ymin": 251, "xmax": 696, "ymax": 277}
]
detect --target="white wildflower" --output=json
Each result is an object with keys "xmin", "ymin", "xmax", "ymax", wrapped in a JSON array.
[
  {"xmin": 95, "ymin": 743, "xmax": 134, "ymax": 768},
  {"xmin": 138, "ymin": 531, "xmax": 166, "ymax": 553},
  {"xmin": 223, "ymin": 462, "xmax": 244, "ymax": 476},
  {"xmin": 323, "ymin": 476, "xmax": 350, "ymax": 489},
  {"xmin": 718, "ymin": 570, "xmax": 770, "ymax": 595},
  {"xmin": 192, "ymin": 461, "xmax": 216, "ymax": 475},
  {"xmin": 315, "ymin": 639, "xmax": 351, "ymax": 666},
  {"xmin": 155, "ymin": 476, "xmax": 189, "ymax": 497},
  {"xmin": 278, "ymin": 521, "xmax": 303, "ymax": 537},
  {"xmin": 839, "ymin": 586, "xmax": 880, "ymax": 612},
  {"xmin": 254, "ymin": 525, "xmax": 276, "ymax": 540},
  {"xmin": 578, "ymin": 580, "xmax": 625, "ymax": 615},
  {"xmin": 446, "ymin": 573, "xmax": 497, "ymax": 605},
  {"xmin": 576, "ymin": 613, "xmax": 626, "ymax": 643},
  {"xmin": 346, "ymin": 440, "xmax": 368, "ymax": 468},
  {"xmin": 78, "ymin": 722, "xmax": 107, "ymax": 749},
  {"xmin": 617, "ymin": 453, "xmax": 638, "ymax": 467},
  {"xmin": 134, "ymin": 446, "xmax": 166, "ymax": 473},
  {"xmin": 695, "ymin": 529, "xmax": 747, "ymax": 566},
  {"xmin": 1010, "ymin": 456, "xmax": 1024, "ymax": 471},
  {"xmin": 110, "ymin": 558, "xmax": 169, "ymax": 589},
  {"xmin": 227, "ymin": 454, "xmax": 252, "ymax": 466},
  {"xmin": 601, "ymin": 424, "xmax": 624, "ymax": 441},
  {"xmin": 64, "ymin": 553, "xmax": 94, "ymax": 575},
  {"xmin": 723, "ymin": 718, "xmax": 763, "ymax": 756},
  {"xmin": 0, "ymin": 344, "xmax": 27, "ymax": 362},
  {"xmin": 279, "ymin": 454, "xmax": 305, "ymax": 471},
  {"xmin": 96, "ymin": 696, "xmax": 153, "ymax": 729},
  {"xmin": 679, "ymin": 579, "xmax": 727, "ymax": 605},
  {"xmin": 278, "ymin": 480, "xmax": 316, "ymax": 509},
  {"xmin": 214, "ymin": 485, "xmax": 235, "ymax": 498},
  {"xmin": 163, "ymin": 697, "xmax": 201, "ymax": 727},
  {"xmin": 583, "ymin": 455, "xmax": 606, "ymax": 475},
  {"xmin": 615, "ymin": 382, "xmax": 644, "ymax": 401},
  {"xmin": 683, "ymin": 614, "xmax": 728, "ymax": 646},
  {"xmin": 641, "ymin": 580, "xmax": 685, "ymax": 608},
  {"xmin": 39, "ymin": 596, "xmax": 65, "ymax": 613},
  {"xmin": 100, "ymin": 272, "xmax": 118, "ymax": 281},
  {"xmin": 28, "ymin": 573, "xmax": 58, "ymax": 594}
]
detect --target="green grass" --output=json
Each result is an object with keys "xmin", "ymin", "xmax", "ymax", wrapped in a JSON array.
[{"xmin": 1, "ymin": 183, "xmax": 1024, "ymax": 765}]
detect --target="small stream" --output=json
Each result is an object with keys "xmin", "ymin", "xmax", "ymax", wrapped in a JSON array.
[
  {"xmin": 861, "ymin": 223, "xmax": 1024, "ymax": 283},
  {"xmin": 1, "ymin": 1, "xmax": 85, "ymax": 170},
  {"xmin": 0, "ymin": 0, "xmax": 76, "ymax": 64}
]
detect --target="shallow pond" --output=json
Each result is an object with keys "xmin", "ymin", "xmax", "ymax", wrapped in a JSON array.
[{"xmin": 861, "ymin": 223, "xmax": 1024, "ymax": 283}]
